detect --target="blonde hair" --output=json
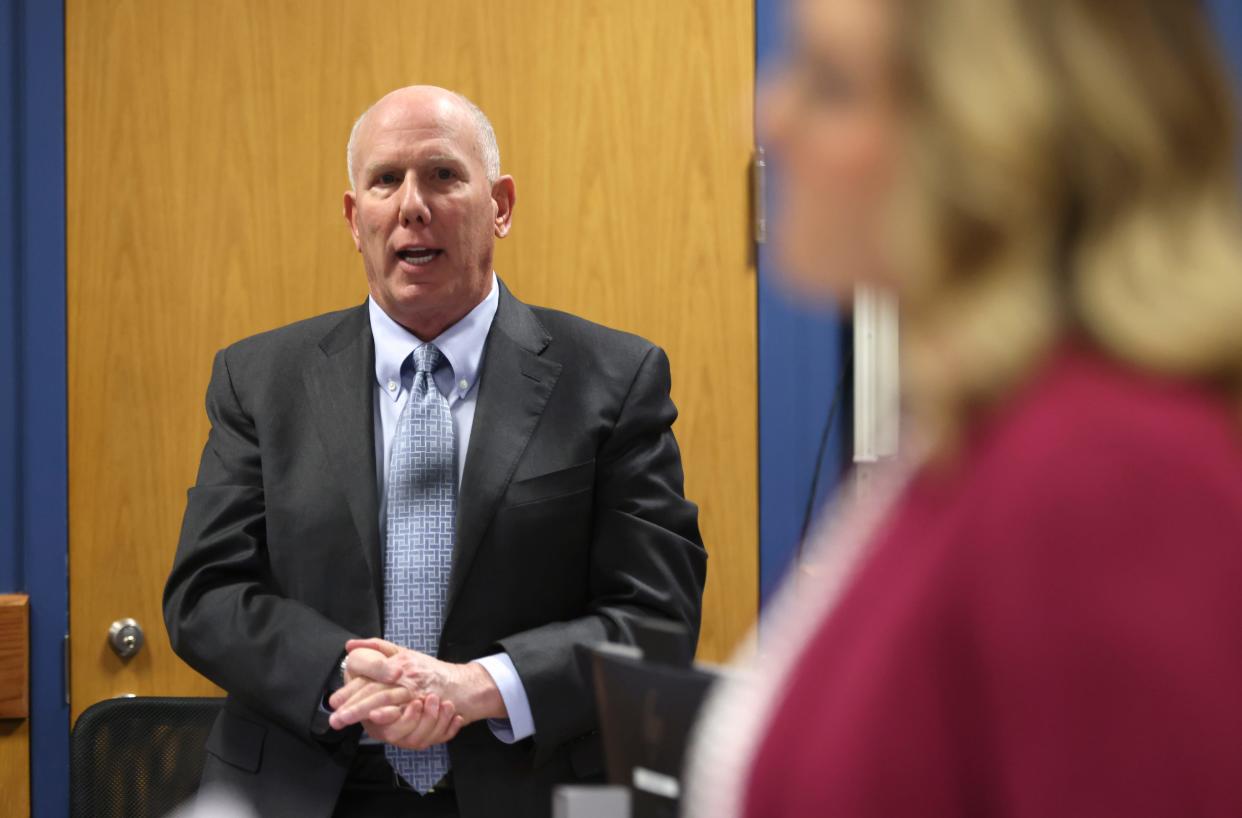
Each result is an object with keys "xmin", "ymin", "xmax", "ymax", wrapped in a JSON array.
[{"xmin": 891, "ymin": 0, "xmax": 1242, "ymax": 452}]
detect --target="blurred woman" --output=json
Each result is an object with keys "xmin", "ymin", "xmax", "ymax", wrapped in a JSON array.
[{"xmin": 684, "ymin": 0, "xmax": 1242, "ymax": 816}]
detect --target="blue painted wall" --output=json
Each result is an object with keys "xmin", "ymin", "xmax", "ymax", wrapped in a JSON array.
[
  {"xmin": 755, "ymin": 0, "xmax": 851, "ymax": 609},
  {"xmin": 1, "ymin": 0, "xmax": 21, "ymax": 596},
  {"xmin": 1209, "ymin": 0, "xmax": 1242, "ymax": 83},
  {"xmin": 0, "ymin": 0, "xmax": 70, "ymax": 815}
]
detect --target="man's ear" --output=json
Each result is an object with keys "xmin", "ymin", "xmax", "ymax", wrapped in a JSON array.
[
  {"xmin": 343, "ymin": 190, "xmax": 362, "ymax": 251},
  {"xmin": 492, "ymin": 176, "xmax": 516, "ymax": 239}
]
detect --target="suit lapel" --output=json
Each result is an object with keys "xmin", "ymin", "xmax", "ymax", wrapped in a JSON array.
[
  {"xmin": 302, "ymin": 304, "xmax": 383, "ymax": 605},
  {"xmin": 448, "ymin": 283, "xmax": 562, "ymax": 621}
]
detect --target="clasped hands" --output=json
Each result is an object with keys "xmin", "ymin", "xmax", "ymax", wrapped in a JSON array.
[{"xmin": 327, "ymin": 637, "xmax": 503, "ymax": 750}]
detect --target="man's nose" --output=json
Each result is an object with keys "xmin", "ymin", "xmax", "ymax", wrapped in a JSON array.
[{"xmin": 398, "ymin": 175, "xmax": 431, "ymax": 226}]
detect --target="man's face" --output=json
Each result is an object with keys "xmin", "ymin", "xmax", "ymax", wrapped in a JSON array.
[{"xmin": 344, "ymin": 89, "xmax": 514, "ymax": 338}]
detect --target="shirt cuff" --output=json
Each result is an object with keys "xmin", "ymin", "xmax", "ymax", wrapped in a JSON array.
[{"xmin": 473, "ymin": 652, "xmax": 536, "ymax": 743}]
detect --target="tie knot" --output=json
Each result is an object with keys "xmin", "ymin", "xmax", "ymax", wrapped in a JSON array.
[{"xmin": 412, "ymin": 343, "xmax": 444, "ymax": 375}]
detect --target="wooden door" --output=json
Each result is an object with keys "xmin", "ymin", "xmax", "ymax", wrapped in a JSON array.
[{"xmin": 66, "ymin": 0, "xmax": 756, "ymax": 718}]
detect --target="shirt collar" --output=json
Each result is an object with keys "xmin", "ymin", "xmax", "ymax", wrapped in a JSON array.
[{"xmin": 368, "ymin": 272, "xmax": 500, "ymax": 402}]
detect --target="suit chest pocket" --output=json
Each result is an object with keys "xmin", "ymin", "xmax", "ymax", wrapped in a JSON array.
[{"xmin": 502, "ymin": 459, "xmax": 595, "ymax": 509}]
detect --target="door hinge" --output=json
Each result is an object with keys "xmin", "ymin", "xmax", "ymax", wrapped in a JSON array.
[
  {"xmin": 751, "ymin": 146, "xmax": 767, "ymax": 245},
  {"xmin": 63, "ymin": 632, "xmax": 70, "ymax": 705}
]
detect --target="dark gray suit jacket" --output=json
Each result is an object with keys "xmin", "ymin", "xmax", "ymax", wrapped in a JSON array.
[{"xmin": 163, "ymin": 281, "xmax": 707, "ymax": 817}]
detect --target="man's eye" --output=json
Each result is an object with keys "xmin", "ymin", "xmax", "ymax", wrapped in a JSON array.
[
  {"xmin": 378, "ymin": 172, "xmax": 399, "ymax": 185},
  {"xmin": 434, "ymin": 168, "xmax": 455, "ymax": 181}
]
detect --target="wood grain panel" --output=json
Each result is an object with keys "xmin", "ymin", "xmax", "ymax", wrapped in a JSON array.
[
  {"xmin": 67, "ymin": 0, "xmax": 755, "ymax": 718},
  {"xmin": 0, "ymin": 719, "xmax": 29, "ymax": 818},
  {"xmin": 0, "ymin": 595, "xmax": 28, "ymax": 719},
  {"xmin": 0, "ymin": 594, "xmax": 29, "ymax": 818}
]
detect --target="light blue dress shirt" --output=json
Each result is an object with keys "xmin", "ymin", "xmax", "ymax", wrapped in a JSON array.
[{"xmin": 367, "ymin": 273, "xmax": 535, "ymax": 744}]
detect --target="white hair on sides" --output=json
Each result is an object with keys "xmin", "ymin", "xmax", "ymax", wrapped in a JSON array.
[{"xmin": 346, "ymin": 89, "xmax": 501, "ymax": 188}]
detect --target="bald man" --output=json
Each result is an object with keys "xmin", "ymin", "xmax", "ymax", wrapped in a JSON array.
[{"xmin": 163, "ymin": 87, "xmax": 706, "ymax": 818}]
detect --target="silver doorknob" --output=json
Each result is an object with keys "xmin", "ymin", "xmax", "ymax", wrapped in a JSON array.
[{"xmin": 108, "ymin": 618, "xmax": 144, "ymax": 659}]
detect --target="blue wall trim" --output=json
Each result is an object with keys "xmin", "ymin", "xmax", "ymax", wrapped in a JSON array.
[
  {"xmin": 755, "ymin": 0, "xmax": 850, "ymax": 609},
  {"xmin": 1, "ymin": 0, "xmax": 22, "ymax": 594},
  {"xmin": 1, "ymin": 0, "xmax": 70, "ymax": 815},
  {"xmin": 1208, "ymin": 0, "xmax": 1242, "ymax": 85}
]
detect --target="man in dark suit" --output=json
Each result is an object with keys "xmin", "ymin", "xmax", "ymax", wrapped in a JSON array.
[{"xmin": 163, "ymin": 85, "xmax": 706, "ymax": 818}]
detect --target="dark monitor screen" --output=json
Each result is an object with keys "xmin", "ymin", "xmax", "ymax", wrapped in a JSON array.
[{"xmin": 591, "ymin": 643, "xmax": 719, "ymax": 818}]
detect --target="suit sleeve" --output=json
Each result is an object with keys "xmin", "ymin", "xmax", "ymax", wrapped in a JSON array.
[
  {"xmin": 162, "ymin": 348, "xmax": 358, "ymax": 743},
  {"xmin": 495, "ymin": 345, "xmax": 708, "ymax": 758}
]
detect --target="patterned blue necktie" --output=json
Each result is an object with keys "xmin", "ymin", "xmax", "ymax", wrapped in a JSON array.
[{"xmin": 383, "ymin": 343, "xmax": 455, "ymax": 792}]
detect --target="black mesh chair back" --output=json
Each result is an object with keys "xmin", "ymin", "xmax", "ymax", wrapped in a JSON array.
[{"xmin": 71, "ymin": 696, "xmax": 225, "ymax": 818}]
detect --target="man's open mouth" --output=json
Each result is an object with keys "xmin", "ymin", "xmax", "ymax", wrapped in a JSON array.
[{"xmin": 395, "ymin": 246, "xmax": 443, "ymax": 265}]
